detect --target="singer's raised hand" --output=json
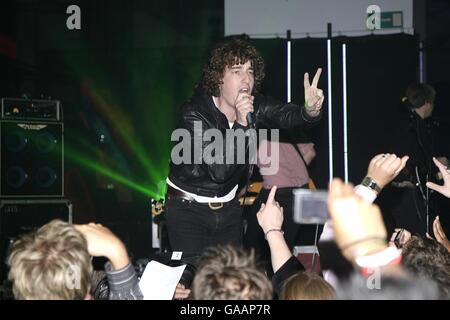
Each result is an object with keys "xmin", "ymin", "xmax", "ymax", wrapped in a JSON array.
[
  {"xmin": 304, "ymin": 68, "xmax": 324, "ymax": 116},
  {"xmin": 235, "ymin": 89, "xmax": 254, "ymax": 127}
]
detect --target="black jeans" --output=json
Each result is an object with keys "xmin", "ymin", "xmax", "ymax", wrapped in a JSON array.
[{"xmin": 165, "ymin": 196, "xmax": 243, "ymax": 256}]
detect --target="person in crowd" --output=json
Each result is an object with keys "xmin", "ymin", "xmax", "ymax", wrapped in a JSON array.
[
  {"xmin": 255, "ymin": 153, "xmax": 408, "ymax": 296},
  {"xmin": 327, "ymin": 178, "xmax": 440, "ymax": 300},
  {"xmin": 280, "ymin": 271, "xmax": 335, "ymax": 300},
  {"xmin": 244, "ymin": 138, "xmax": 320, "ymax": 270},
  {"xmin": 7, "ymin": 220, "xmax": 190, "ymax": 300},
  {"xmin": 401, "ymin": 235, "xmax": 450, "ymax": 299},
  {"xmin": 191, "ymin": 245, "xmax": 273, "ymax": 300},
  {"xmin": 7, "ymin": 220, "xmax": 142, "ymax": 300}
]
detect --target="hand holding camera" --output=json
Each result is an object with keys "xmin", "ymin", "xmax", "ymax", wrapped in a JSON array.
[{"xmin": 389, "ymin": 228, "xmax": 411, "ymax": 248}]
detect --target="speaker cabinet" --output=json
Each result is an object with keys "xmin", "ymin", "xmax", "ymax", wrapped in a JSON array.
[
  {"xmin": 0, "ymin": 120, "xmax": 63, "ymax": 197},
  {"xmin": 0, "ymin": 199, "xmax": 72, "ymax": 281}
]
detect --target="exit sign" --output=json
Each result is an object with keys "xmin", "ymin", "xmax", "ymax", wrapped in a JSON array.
[{"xmin": 381, "ymin": 11, "xmax": 403, "ymax": 29}]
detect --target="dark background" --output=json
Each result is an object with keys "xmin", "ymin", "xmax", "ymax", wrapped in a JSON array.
[{"xmin": 0, "ymin": 0, "xmax": 449, "ymax": 261}]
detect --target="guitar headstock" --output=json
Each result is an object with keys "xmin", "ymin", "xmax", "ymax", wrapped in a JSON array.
[{"xmin": 151, "ymin": 199, "xmax": 165, "ymax": 216}]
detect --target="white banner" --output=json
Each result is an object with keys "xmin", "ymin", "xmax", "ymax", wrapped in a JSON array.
[{"xmin": 225, "ymin": 0, "xmax": 413, "ymax": 38}]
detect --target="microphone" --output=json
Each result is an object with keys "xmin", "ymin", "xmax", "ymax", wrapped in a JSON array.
[
  {"xmin": 246, "ymin": 111, "xmax": 255, "ymax": 128},
  {"xmin": 401, "ymin": 96, "xmax": 415, "ymax": 111},
  {"xmin": 239, "ymin": 88, "xmax": 255, "ymax": 128}
]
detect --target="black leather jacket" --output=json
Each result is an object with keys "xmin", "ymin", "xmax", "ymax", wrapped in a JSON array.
[{"xmin": 168, "ymin": 88, "xmax": 321, "ymax": 197}]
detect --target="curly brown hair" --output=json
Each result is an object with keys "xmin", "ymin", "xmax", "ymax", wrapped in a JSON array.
[
  {"xmin": 201, "ymin": 38, "xmax": 265, "ymax": 97},
  {"xmin": 402, "ymin": 235, "xmax": 450, "ymax": 299}
]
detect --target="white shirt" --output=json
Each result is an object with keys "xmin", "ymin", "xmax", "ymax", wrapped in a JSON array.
[{"xmin": 166, "ymin": 178, "xmax": 238, "ymax": 203}]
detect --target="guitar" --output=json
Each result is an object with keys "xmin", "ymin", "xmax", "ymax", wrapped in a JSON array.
[
  {"xmin": 151, "ymin": 199, "xmax": 165, "ymax": 224},
  {"xmin": 239, "ymin": 181, "xmax": 263, "ymax": 206}
]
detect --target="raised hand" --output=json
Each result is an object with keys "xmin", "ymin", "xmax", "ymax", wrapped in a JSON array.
[
  {"xmin": 304, "ymin": 68, "xmax": 324, "ymax": 116},
  {"xmin": 257, "ymin": 186, "xmax": 292, "ymax": 272},
  {"xmin": 426, "ymin": 157, "xmax": 450, "ymax": 198},
  {"xmin": 173, "ymin": 283, "xmax": 191, "ymax": 300},
  {"xmin": 74, "ymin": 223, "xmax": 129, "ymax": 270},
  {"xmin": 428, "ymin": 216, "xmax": 450, "ymax": 252},
  {"xmin": 389, "ymin": 228, "xmax": 411, "ymax": 248},
  {"xmin": 256, "ymin": 186, "xmax": 284, "ymax": 234},
  {"xmin": 327, "ymin": 178, "xmax": 387, "ymax": 262},
  {"xmin": 367, "ymin": 153, "xmax": 409, "ymax": 190}
]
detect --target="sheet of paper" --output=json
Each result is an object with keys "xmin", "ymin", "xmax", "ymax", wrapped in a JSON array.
[{"xmin": 138, "ymin": 260, "xmax": 186, "ymax": 300}]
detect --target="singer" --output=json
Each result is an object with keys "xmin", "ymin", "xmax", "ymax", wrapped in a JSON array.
[{"xmin": 164, "ymin": 37, "xmax": 325, "ymax": 258}]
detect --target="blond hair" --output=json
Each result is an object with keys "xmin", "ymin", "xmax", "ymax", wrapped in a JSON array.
[
  {"xmin": 192, "ymin": 245, "xmax": 273, "ymax": 300},
  {"xmin": 7, "ymin": 219, "xmax": 92, "ymax": 300},
  {"xmin": 281, "ymin": 272, "xmax": 335, "ymax": 300}
]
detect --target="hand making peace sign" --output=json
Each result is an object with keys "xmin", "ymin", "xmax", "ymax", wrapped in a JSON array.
[{"xmin": 304, "ymin": 68, "xmax": 324, "ymax": 116}]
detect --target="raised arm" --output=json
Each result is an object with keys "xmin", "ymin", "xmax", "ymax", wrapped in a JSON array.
[
  {"xmin": 256, "ymin": 186, "xmax": 292, "ymax": 272},
  {"xmin": 74, "ymin": 223, "xmax": 129, "ymax": 270},
  {"xmin": 304, "ymin": 68, "xmax": 324, "ymax": 117}
]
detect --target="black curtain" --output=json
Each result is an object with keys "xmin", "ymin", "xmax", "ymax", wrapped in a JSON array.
[
  {"xmin": 250, "ymin": 34, "xmax": 434, "ymax": 234},
  {"xmin": 251, "ymin": 34, "xmax": 419, "ymax": 189}
]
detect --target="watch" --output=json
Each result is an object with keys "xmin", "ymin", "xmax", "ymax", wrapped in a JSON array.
[{"xmin": 361, "ymin": 176, "xmax": 381, "ymax": 193}]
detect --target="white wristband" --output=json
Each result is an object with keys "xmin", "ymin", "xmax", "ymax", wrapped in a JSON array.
[{"xmin": 355, "ymin": 246, "xmax": 402, "ymax": 269}]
